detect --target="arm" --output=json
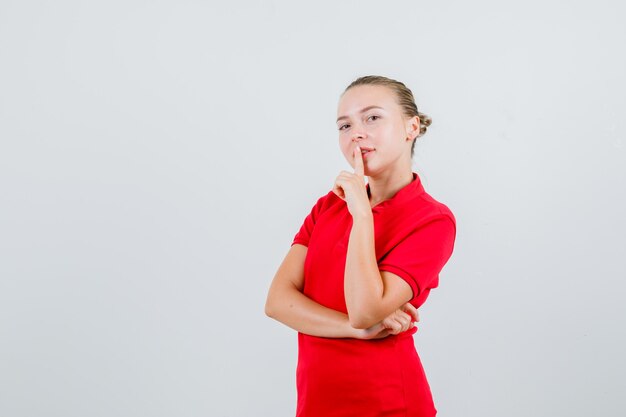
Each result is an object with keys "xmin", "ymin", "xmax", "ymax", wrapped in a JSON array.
[
  {"xmin": 344, "ymin": 212, "xmax": 414, "ymax": 329},
  {"xmin": 265, "ymin": 243, "xmax": 386, "ymax": 338}
]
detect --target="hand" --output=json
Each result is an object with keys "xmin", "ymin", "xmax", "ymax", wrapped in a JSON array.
[
  {"xmin": 381, "ymin": 303, "xmax": 420, "ymax": 336},
  {"xmin": 332, "ymin": 146, "xmax": 371, "ymax": 218},
  {"xmin": 402, "ymin": 302, "xmax": 420, "ymax": 324},
  {"xmin": 355, "ymin": 321, "xmax": 392, "ymax": 340},
  {"xmin": 353, "ymin": 304, "xmax": 420, "ymax": 340}
]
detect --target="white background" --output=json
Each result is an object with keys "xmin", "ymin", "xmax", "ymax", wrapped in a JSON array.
[{"xmin": 1, "ymin": 1, "xmax": 625, "ymax": 416}]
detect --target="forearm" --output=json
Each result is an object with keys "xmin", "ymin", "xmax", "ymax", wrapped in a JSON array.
[
  {"xmin": 344, "ymin": 213, "xmax": 385, "ymax": 328},
  {"xmin": 266, "ymin": 284, "xmax": 359, "ymax": 338}
]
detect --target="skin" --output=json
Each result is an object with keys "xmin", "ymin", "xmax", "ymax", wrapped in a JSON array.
[
  {"xmin": 334, "ymin": 84, "xmax": 422, "ymax": 329},
  {"xmin": 335, "ymin": 84, "xmax": 421, "ymax": 207},
  {"xmin": 265, "ymin": 84, "xmax": 422, "ymax": 338}
]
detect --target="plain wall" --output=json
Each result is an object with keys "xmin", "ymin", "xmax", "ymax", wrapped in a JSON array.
[{"xmin": 1, "ymin": 1, "xmax": 624, "ymax": 416}]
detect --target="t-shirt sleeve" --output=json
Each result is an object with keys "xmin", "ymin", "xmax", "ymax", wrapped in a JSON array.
[
  {"xmin": 377, "ymin": 215, "xmax": 456, "ymax": 303},
  {"xmin": 291, "ymin": 193, "xmax": 329, "ymax": 247}
]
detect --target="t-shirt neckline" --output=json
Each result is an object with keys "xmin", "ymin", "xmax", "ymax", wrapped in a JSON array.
[{"xmin": 365, "ymin": 171, "xmax": 424, "ymax": 211}]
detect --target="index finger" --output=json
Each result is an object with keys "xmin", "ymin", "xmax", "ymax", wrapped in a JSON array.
[{"xmin": 353, "ymin": 146, "xmax": 364, "ymax": 177}]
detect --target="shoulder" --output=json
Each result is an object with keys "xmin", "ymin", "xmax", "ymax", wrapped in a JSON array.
[
  {"xmin": 291, "ymin": 190, "xmax": 344, "ymax": 247},
  {"xmin": 408, "ymin": 190, "xmax": 456, "ymax": 233},
  {"xmin": 421, "ymin": 192, "xmax": 456, "ymax": 222},
  {"xmin": 308, "ymin": 189, "xmax": 344, "ymax": 214}
]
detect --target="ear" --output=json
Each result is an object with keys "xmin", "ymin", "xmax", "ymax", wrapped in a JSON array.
[{"xmin": 405, "ymin": 115, "xmax": 420, "ymax": 140}]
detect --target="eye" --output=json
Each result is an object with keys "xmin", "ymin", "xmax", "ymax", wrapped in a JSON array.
[
  {"xmin": 368, "ymin": 115, "xmax": 380, "ymax": 121},
  {"xmin": 338, "ymin": 124, "xmax": 350, "ymax": 131}
]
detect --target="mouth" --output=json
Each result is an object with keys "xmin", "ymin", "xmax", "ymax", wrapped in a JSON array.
[{"xmin": 359, "ymin": 148, "xmax": 374, "ymax": 160}]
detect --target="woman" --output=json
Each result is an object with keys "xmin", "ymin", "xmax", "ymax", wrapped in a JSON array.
[{"xmin": 265, "ymin": 75, "xmax": 457, "ymax": 417}]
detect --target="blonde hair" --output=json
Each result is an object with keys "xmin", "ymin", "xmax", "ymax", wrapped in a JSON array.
[{"xmin": 341, "ymin": 75, "xmax": 432, "ymax": 158}]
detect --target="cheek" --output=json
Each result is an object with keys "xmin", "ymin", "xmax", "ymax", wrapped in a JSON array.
[
  {"xmin": 339, "ymin": 137, "xmax": 351, "ymax": 152},
  {"xmin": 382, "ymin": 124, "xmax": 400, "ymax": 137}
]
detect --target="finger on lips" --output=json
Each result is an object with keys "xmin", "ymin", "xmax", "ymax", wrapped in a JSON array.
[{"xmin": 353, "ymin": 146, "xmax": 364, "ymax": 176}]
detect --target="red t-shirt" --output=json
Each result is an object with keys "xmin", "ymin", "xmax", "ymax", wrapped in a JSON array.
[{"xmin": 291, "ymin": 172, "xmax": 456, "ymax": 417}]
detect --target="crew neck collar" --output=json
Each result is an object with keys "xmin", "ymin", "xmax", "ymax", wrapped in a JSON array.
[{"xmin": 365, "ymin": 172, "xmax": 424, "ymax": 211}]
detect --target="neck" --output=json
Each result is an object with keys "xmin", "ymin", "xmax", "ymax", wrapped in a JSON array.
[{"xmin": 367, "ymin": 170, "xmax": 414, "ymax": 207}]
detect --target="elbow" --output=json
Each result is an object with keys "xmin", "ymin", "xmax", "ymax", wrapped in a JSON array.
[
  {"xmin": 265, "ymin": 283, "xmax": 298, "ymax": 320},
  {"xmin": 264, "ymin": 297, "xmax": 277, "ymax": 318},
  {"xmin": 265, "ymin": 290, "xmax": 286, "ymax": 319},
  {"xmin": 348, "ymin": 312, "xmax": 378, "ymax": 330},
  {"xmin": 347, "ymin": 300, "xmax": 382, "ymax": 329}
]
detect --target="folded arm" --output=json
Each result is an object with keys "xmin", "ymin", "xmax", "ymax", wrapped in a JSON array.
[{"xmin": 265, "ymin": 244, "xmax": 414, "ymax": 338}]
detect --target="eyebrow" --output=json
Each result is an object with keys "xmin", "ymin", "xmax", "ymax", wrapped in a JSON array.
[{"xmin": 336, "ymin": 105, "xmax": 385, "ymax": 123}]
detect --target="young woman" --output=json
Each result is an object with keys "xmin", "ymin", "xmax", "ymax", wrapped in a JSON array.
[{"xmin": 265, "ymin": 75, "xmax": 457, "ymax": 417}]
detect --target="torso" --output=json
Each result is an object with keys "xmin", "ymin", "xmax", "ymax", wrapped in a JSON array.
[{"xmin": 290, "ymin": 171, "xmax": 456, "ymax": 417}]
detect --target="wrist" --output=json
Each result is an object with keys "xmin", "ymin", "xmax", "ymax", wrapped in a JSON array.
[
  {"xmin": 344, "ymin": 318, "xmax": 363, "ymax": 339},
  {"xmin": 352, "ymin": 211, "xmax": 373, "ymax": 224}
]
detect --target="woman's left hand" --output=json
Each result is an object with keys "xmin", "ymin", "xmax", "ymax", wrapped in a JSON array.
[
  {"xmin": 355, "ymin": 321, "xmax": 392, "ymax": 340},
  {"xmin": 381, "ymin": 306, "xmax": 417, "ymax": 335},
  {"xmin": 332, "ymin": 146, "xmax": 371, "ymax": 218}
]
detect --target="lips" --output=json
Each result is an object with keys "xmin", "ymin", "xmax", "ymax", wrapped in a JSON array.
[{"xmin": 355, "ymin": 147, "xmax": 375, "ymax": 160}]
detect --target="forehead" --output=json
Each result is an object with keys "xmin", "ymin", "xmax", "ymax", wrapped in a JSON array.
[{"xmin": 336, "ymin": 85, "xmax": 398, "ymax": 117}]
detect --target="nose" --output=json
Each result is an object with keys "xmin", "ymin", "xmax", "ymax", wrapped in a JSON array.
[{"xmin": 351, "ymin": 125, "xmax": 367, "ymax": 143}]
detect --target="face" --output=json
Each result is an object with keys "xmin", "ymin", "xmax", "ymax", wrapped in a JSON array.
[{"xmin": 336, "ymin": 84, "xmax": 417, "ymax": 176}]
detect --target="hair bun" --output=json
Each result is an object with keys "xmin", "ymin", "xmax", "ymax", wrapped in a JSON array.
[{"xmin": 417, "ymin": 111, "xmax": 432, "ymax": 137}]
